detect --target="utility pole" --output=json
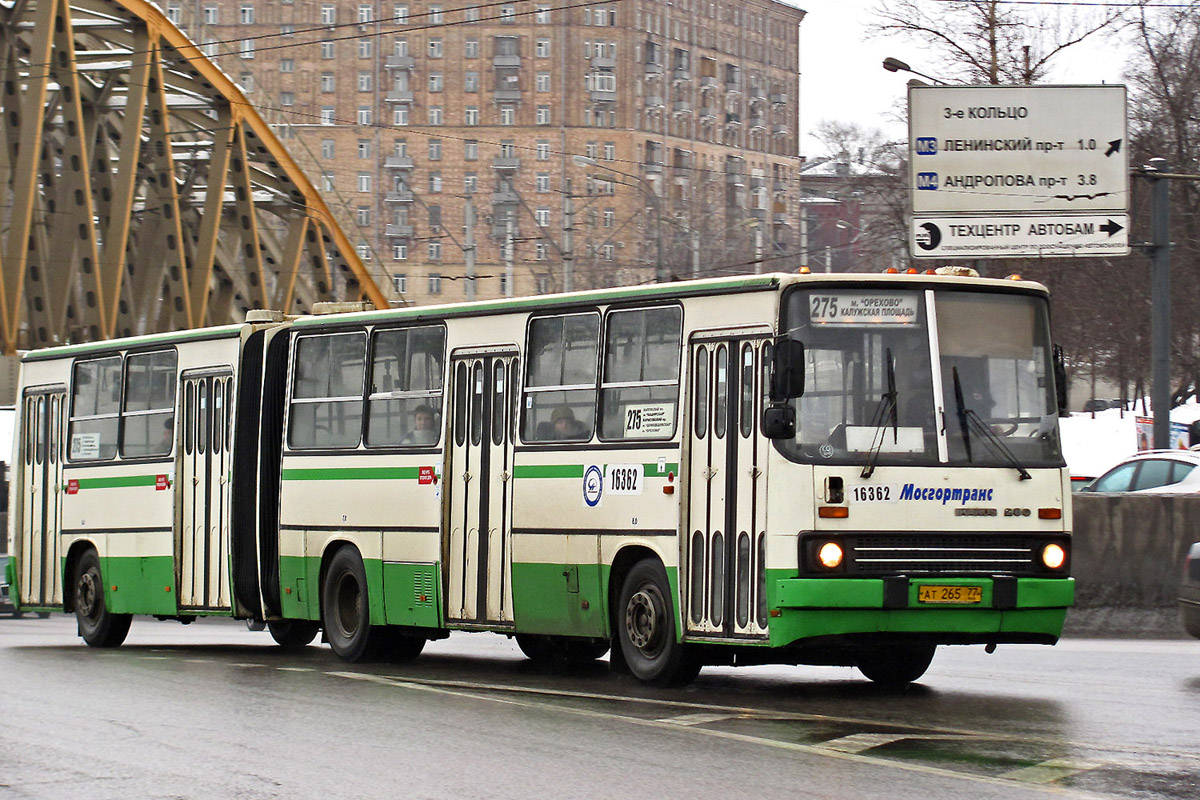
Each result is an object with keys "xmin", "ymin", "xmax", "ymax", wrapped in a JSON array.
[
  {"xmin": 1146, "ymin": 158, "xmax": 1172, "ymax": 450},
  {"xmin": 562, "ymin": 178, "xmax": 573, "ymax": 293},
  {"xmin": 464, "ymin": 196, "xmax": 476, "ymax": 302},
  {"xmin": 691, "ymin": 228, "xmax": 700, "ymax": 280},
  {"xmin": 504, "ymin": 213, "xmax": 515, "ymax": 298},
  {"xmin": 754, "ymin": 223, "xmax": 764, "ymax": 274}
]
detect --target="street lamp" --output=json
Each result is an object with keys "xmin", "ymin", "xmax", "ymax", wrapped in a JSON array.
[
  {"xmin": 571, "ymin": 155, "xmax": 665, "ymax": 283},
  {"xmin": 882, "ymin": 56, "xmax": 948, "ymax": 86}
]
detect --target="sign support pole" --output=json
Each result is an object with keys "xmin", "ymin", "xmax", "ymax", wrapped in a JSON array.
[{"xmin": 1146, "ymin": 159, "xmax": 1172, "ymax": 450}]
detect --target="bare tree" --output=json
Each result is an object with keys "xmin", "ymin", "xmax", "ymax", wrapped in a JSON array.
[{"xmin": 868, "ymin": 0, "xmax": 1125, "ymax": 84}]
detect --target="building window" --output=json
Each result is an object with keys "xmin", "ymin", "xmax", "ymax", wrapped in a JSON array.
[
  {"xmin": 535, "ymin": 208, "xmax": 551, "ymax": 227},
  {"xmin": 166, "ymin": 3, "xmax": 181, "ymax": 24},
  {"xmin": 358, "ymin": 39, "xmax": 373, "ymax": 58},
  {"xmin": 499, "ymin": 106, "xmax": 515, "ymax": 125},
  {"xmin": 321, "ymin": 107, "xmax": 336, "ymax": 125},
  {"xmin": 465, "ymin": 6, "xmax": 480, "ymax": 21},
  {"xmin": 429, "ymin": 5, "xmax": 443, "ymax": 23},
  {"xmin": 536, "ymin": 72, "xmax": 551, "ymax": 92},
  {"xmin": 603, "ymin": 244, "xmax": 614, "ymax": 261},
  {"xmin": 536, "ymin": 38, "xmax": 551, "ymax": 58},
  {"xmin": 358, "ymin": 4, "xmax": 373, "ymax": 23},
  {"xmin": 239, "ymin": 40, "xmax": 255, "ymax": 59},
  {"xmin": 239, "ymin": 4, "xmax": 255, "ymax": 24},
  {"xmin": 429, "ymin": 173, "xmax": 442, "ymax": 192},
  {"xmin": 604, "ymin": 142, "xmax": 616, "ymax": 161},
  {"xmin": 280, "ymin": 91, "xmax": 294, "ymax": 106},
  {"xmin": 357, "ymin": 243, "xmax": 372, "ymax": 260},
  {"xmin": 358, "ymin": 140, "xmax": 371, "ymax": 159},
  {"xmin": 536, "ymin": 141, "xmax": 550, "ymax": 160},
  {"xmin": 320, "ymin": 4, "xmax": 336, "ymax": 25},
  {"xmin": 280, "ymin": 59, "xmax": 294, "ymax": 73},
  {"xmin": 322, "ymin": 175, "xmax": 335, "ymax": 192},
  {"xmin": 603, "ymin": 209, "xmax": 615, "ymax": 227},
  {"xmin": 586, "ymin": 141, "xmax": 598, "ymax": 159},
  {"xmin": 281, "ymin": 23, "xmax": 294, "ymax": 35},
  {"xmin": 358, "ymin": 173, "xmax": 372, "ymax": 192},
  {"xmin": 321, "ymin": 139, "xmax": 335, "ymax": 159},
  {"xmin": 536, "ymin": 173, "xmax": 550, "ymax": 192},
  {"xmin": 321, "ymin": 73, "xmax": 335, "ymax": 92},
  {"xmin": 357, "ymin": 207, "xmax": 371, "ymax": 226},
  {"xmin": 536, "ymin": 4, "xmax": 551, "ymax": 23},
  {"xmin": 465, "ymin": 38, "xmax": 479, "ymax": 58},
  {"xmin": 500, "ymin": 5, "xmax": 516, "ymax": 22},
  {"xmin": 465, "ymin": 140, "xmax": 479, "ymax": 160},
  {"xmin": 428, "ymin": 244, "xmax": 442, "ymax": 264},
  {"xmin": 428, "ymin": 39, "xmax": 443, "ymax": 58},
  {"xmin": 536, "ymin": 106, "xmax": 551, "ymax": 125},
  {"xmin": 428, "ymin": 272, "xmax": 443, "ymax": 291},
  {"xmin": 429, "ymin": 73, "xmax": 443, "ymax": 92},
  {"xmin": 358, "ymin": 71, "xmax": 372, "ymax": 91},
  {"xmin": 321, "ymin": 42, "xmax": 335, "ymax": 59},
  {"xmin": 357, "ymin": 107, "xmax": 373, "ymax": 125},
  {"xmin": 393, "ymin": 272, "xmax": 407, "ymax": 292},
  {"xmin": 239, "ymin": 72, "xmax": 254, "ymax": 92},
  {"xmin": 464, "ymin": 106, "xmax": 479, "ymax": 125},
  {"xmin": 394, "ymin": 108, "xmax": 409, "ymax": 125},
  {"xmin": 535, "ymin": 242, "xmax": 549, "ymax": 261},
  {"xmin": 428, "ymin": 139, "xmax": 442, "ymax": 160},
  {"xmin": 464, "ymin": 173, "xmax": 478, "ymax": 193},
  {"xmin": 203, "ymin": 5, "xmax": 217, "ymax": 24},
  {"xmin": 394, "ymin": 5, "xmax": 408, "ymax": 24},
  {"xmin": 464, "ymin": 72, "xmax": 479, "ymax": 92},
  {"xmin": 428, "ymin": 106, "xmax": 443, "ymax": 125}
]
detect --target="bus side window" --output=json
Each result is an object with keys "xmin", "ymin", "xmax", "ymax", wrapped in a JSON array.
[
  {"xmin": 599, "ymin": 306, "xmax": 682, "ymax": 441},
  {"xmin": 287, "ymin": 333, "xmax": 367, "ymax": 449},
  {"xmin": 366, "ymin": 325, "xmax": 445, "ymax": 447},
  {"xmin": 68, "ymin": 356, "xmax": 121, "ymax": 461},
  {"xmin": 120, "ymin": 350, "xmax": 177, "ymax": 458},
  {"xmin": 522, "ymin": 312, "xmax": 599, "ymax": 442}
]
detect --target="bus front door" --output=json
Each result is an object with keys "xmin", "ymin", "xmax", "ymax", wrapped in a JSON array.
[
  {"xmin": 685, "ymin": 337, "xmax": 771, "ymax": 639},
  {"xmin": 18, "ymin": 389, "xmax": 66, "ymax": 607},
  {"xmin": 445, "ymin": 353, "xmax": 517, "ymax": 625},
  {"xmin": 177, "ymin": 372, "xmax": 233, "ymax": 611}
]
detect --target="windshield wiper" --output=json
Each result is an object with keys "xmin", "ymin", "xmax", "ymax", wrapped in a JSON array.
[
  {"xmin": 861, "ymin": 348, "xmax": 898, "ymax": 479},
  {"xmin": 951, "ymin": 367, "xmax": 1032, "ymax": 480}
]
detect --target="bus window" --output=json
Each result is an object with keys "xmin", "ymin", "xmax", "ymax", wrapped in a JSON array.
[
  {"xmin": 68, "ymin": 356, "xmax": 121, "ymax": 461},
  {"xmin": 522, "ymin": 313, "xmax": 599, "ymax": 442},
  {"xmin": 366, "ymin": 325, "xmax": 445, "ymax": 447},
  {"xmin": 599, "ymin": 306, "xmax": 681, "ymax": 441},
  {"xmin": 120, "ymin": 350, "xmax": 177, "ymax": 458},
  {"xmin": 694, "ymin": 348, "xmax": 709, "ymax": 439},
  {"xmin": 491, "ymin": 359, "xmax": 506, "ymax": 446},
  {"xmin": 454, "ymin": 361, "xmax": 468, "ymax": 447},
  {"xmin": 287, "ymin": 333, "xmax": 366, "ymax": 449},
  {"xmin": 471, "ymin": 362, "xmax": 484, "ymax": 446},
  {"xmin": 739, "ymin": 344, "xmax": 754, "ymax": 438},
  {"xmin": 714, "ymin": 345, "xmax": 728, "ymax": 440}
]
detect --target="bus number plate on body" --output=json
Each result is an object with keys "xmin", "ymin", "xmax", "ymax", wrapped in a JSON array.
[
  {"xmin": 917, "ymin": 585, "xmax": 983, "ymax": 604},
  {"xmin": 849, "ymin": 484, "xmax": 897, "ymax": 503},
  {"xmin": 606, "ymin": 464, "xmax": 643, "ymax": 495}
]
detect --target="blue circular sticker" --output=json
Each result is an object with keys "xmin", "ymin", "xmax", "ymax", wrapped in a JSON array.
[{"xmin": 583, "ymin": 465, "xmax": 603, "ymax": 507}]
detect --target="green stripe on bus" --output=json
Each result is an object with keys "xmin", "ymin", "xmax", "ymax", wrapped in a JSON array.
[
  {"xmin": 281, "ymin": 466, "xmax": 422, "ymax": 481},
  {"xmin": 513, "ymin": 464, "xmax": 586, "ymax": 479},
  {"xmin": 641, "ymin": 462, "xmax": 679, "ymax": 476},
  {"xmin": 72, "ymin": 475, "xmax": 160, "ymax": 489}
]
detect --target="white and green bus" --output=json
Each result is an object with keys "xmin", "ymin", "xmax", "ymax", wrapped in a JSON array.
[{"xmin": 6, "ymin": 271, "xmax": 1074, "ymax": 686}]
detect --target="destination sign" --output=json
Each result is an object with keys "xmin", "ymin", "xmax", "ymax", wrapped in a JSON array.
[
  {"xmin": 808, "ymin": 292, "xmax": 920, "ymax": 326},
  {"xmin": 910, "ymin": 214, "xmax": 1130, "ymax": 259},
  {"xmin": 908, "ymin": 85, "xmax": 1128, "ymax": 215}
]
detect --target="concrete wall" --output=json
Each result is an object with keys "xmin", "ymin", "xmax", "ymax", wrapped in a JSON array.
[{"xmin": 1066, "ymin": 494, "xmax": 1199, "ymax": 636}]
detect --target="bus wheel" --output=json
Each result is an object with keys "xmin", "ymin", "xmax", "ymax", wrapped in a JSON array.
[
  {"xmin": 855, "ymin": 644, "xmax": 937, "ymax": 686},
  {"xmin": 515, "ymin": 635, "xmax": 609, "ymax": 665},
  {"xmin": 267, "ymin": 619, "xmax": 319, "ymax": 651},
  {"xmin": 321, "ymin": 548, "xmax": 379, "ymax": 662},
  {"xmin": 74, "ymin": 550, "xmax": 131, "ymax": 648},
  {"xmin": 617, "ymin": 559, "xmax": 700, "ymax": 687},
  {"xmin": 514, "ymin": 634, "xmax": 557, "ymax": 663},
  {"xmin": 381, "ymin": 631, "xmax": 426, "ymax": 663}
]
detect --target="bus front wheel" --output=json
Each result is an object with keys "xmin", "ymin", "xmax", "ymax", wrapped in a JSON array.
[
  {"xmin": 74, "ymin": 550, "xmax": 131, "ymax": 648},
  {"xmin": 267, "ymin": 619, "xmax": 319, "ymax": 651},
  {"xmin": 616, "ymin": 559, "xmax": 700, "ymax": 687},
  {"xmin": 321, "ymin": 548, "xmax": 380, "ymax": 662},
  {"xmin": 855, "ymin": 644, "xmax": 936, "ymax": 686}
]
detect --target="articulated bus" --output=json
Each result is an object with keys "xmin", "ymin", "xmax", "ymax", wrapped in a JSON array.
[{"xmin": 6, "ymin": 272, "xmax": 1073, "ymax": 686}]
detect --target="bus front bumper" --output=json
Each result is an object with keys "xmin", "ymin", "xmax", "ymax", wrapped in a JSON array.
[{"xmin": 768, "ymin": 576, "xmax": 1074, "ymax": 647}]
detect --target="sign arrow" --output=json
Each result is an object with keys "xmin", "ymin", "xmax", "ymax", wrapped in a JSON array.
[
  {"xmin": 1100, "ymin": 219, "xmax": 1124, "ymax": 237},
  {"xmin": 1105, "ymin": 139, "xmax": 1122, "ymax": 157}
]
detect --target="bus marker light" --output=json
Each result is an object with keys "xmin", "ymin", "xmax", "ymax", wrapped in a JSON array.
[
  {"xmin": 1041, "ymin": 543, "xmax": 1066, "ymax": 570},
  {"xmin": 818, "ymin": 506, "xmax": 848, "ymax": 519},
  {"xmin": 663, "ymin": 485, "xmax": 675, "ymax": 494},
  {"xmin": 164, "ymin": 586, "xmax": 171, "ymax": 593},
  {"xmin": 285, "ymin": 587, "xmax": 292, "ymax": 594},
  {"xmin": 818, "ymin": 542, "xmax": 844, "ymax": 569},
  {"xmin": 770, "ymin": 608, "xmax": 781, "ymax": 618},
  {"xmin": 111, "ymin": 585, "xmax": 117, "ymax": 591},
  {"xmin": 1038, "ymin": 508, "xmax": 1062, "ymax": 520}
]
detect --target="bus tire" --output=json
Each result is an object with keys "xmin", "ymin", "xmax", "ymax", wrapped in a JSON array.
[
  {"xmin": 267, "ymin": 619, "xmax": 319, "ymax": 651},
  {"xmin": 74, "ymin": 550, "xmax": 131, "ymax": 648},
  {"xmin": 381, "ymin": 631, "xmax": 426, "ymax": 663},
  {"xmin": 516, "ymin": 634, "xmax": 609, "ymax": 665},
  {"xmin": 616, "ymin": 559, "xmax": 700, "ymax": 687},
  {"xmin": 321, "ymin": 548, "xmax": 380, "ymax": 662},
  {"xmin": 855, "ymin": 644, "xmax": 936, "ymax": 686}
]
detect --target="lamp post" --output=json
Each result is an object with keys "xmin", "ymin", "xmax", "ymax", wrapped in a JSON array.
[
  {"xmin": 882, "ymin": 56, "xmax": 948, "ymax": 86},
  {"xmin": 572, "ymin": 155, "xmax": 665, "ymax": 283}
]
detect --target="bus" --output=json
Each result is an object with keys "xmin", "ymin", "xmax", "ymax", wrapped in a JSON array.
[{"xmin": 5, "ymin": 271, "xmax": 1074, "ymax": 686}]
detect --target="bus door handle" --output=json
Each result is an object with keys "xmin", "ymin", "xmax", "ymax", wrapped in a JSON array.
[
  {"xmin": 501, "ymin": 471, "xmax": 510, "ymax": 482},
  {"xmin": 748, "ymin": 466, "xmax": 761, "ymax": 479},
  {"xmin": 703, "ymin": 467, "xmax": 718, "ymax": 481},
  {"xmin": 462, "ymin": 472, "xmax": 472, "ymax": 483}
]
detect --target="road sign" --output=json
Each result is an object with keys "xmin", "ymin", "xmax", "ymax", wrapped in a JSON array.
[
  {"xmin": 908, "ymin": 85, "xmax": 1128, "ymax": 215},
  {"xmin": 911, "ymin": 214, "xmax": 1130, "ymax": 259}
]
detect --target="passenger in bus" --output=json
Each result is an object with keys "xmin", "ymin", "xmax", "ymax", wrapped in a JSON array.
[
  {"xmin": 157, "ymin": 418, "xmax": 174, "ymax": 454},
  {"xmin": 551, "ymin": 405, "xmax": 585, "ymax": 439},
  {"xmin": 403, "ymin": 405, "xmax": 438, "ymax": 445}
]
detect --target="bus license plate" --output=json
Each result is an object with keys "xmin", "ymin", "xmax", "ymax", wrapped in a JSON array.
[{"xmin": 917, "ymin": 585, "xmax": 983, "ymax": 604}]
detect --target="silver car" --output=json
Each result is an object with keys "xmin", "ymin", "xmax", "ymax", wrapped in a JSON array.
[
  {"xmin": 1081, "ymin": 450, "xmax": 1200, "ymax": 494},
  {"xmin": 1182, "ymin": 544, "xmax": 1200, "ymax": 639}
]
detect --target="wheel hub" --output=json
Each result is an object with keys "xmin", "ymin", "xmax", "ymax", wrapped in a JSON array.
[
  {"xmin": 625, "ymin": 588, "xmax": 661, "ymax": 651},
  {"xmin": 77, "ymin": 571, "xmax": 99, "ymax": 619}
]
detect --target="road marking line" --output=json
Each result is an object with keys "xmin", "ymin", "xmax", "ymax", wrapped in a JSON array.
[
  {"xmin": 277, "ymin": 666, "xmax": 314, "ymax": 672},
  {"xmin": 326, "ymin": 671, "xmax": 1107, "ymax": 798},
  {"xmin": 821, "ymin": 733, "xmax": 910, "ymax": 753},
  {"xmin": 657, "ymin": 712, "xmax": 739, "ymax": 726},
  {"xmin": 1003, "ymin": 758, "xmax": 1109, "ymax": 784}
]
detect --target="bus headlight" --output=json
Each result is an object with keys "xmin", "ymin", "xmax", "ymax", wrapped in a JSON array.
[
  {"xmin": 818, "ymin": 541, "xmax": 844, "ymax": 569},
  {"xmin": 1041, "ymin": 543, "xmax": 1066, "ymax": 570}
]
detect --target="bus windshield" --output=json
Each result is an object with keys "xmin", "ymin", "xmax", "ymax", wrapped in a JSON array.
[{"xmin": 778, "ymin": 287, "xmax": 1063, "ymax": 469}]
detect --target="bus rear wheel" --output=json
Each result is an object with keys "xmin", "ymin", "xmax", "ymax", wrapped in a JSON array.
[
  {"xmin": 321, "ymin": 548, "xmax": 380, "ymax": 662},
  {"xmin": 74, "ymin": 550, "xmax": 131, "ymax": 648},
  {"xmin": 616, "ymin": 559, "xmax": 700, "ymax": 687},
  {"xmin": 855, "ymin": 644, "xmax": 937, "ymax": 686},
  {"xmin": 516, "ymin": 634, "xmax": 609, "ymax": 665},
  {"xmin": 267, "ymin": 619, "xmax": 319, "ymax": 651}
]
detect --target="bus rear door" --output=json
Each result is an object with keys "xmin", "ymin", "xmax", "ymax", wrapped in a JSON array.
[{"xmin": 18, "ymin": 388, "xmax": 66, "ymax": 607}]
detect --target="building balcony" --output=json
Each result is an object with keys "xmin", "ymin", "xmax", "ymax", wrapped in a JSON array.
[
  {"xmin": 491, "ymin": 189, "xmax": 520, "ymax": 204},
  {"xmin": 724, "ymin": 112, "xmax": 742, "ymax": 125},
  {"xmin": 492, "ymin": 222, "xmax": 520, "ymax": 237},
  {"xmin": 645, "ymin": 95, "xmax": 664, "ymax": 108},
  {"xmin": 591, "ymin": 55, "xmax": 617, "ymax": 69},
  {"xmin": 725, "ymin": 82, "xmax": 742, "ymax": 95},
  {"xmin": 591, "ymin": 89, "xmax": 617, "ymax": 102},
  {"xmin": 385, "ymin": 90, "xmax": 414, "ymax": 103},
  {"xmin": 673, "ymin": 68, "xmax": 691, "ymax": 82},
  {"xmin": 774, "ymin": 213, "xmax": 790, "ymax": 224},
  {"xmin": 772, "ymin": 123, "xmax": 789, "ymax": 135},
  {"xmin": 773, "ymin": 179, "xmax": 789, "ymax": 193},
  {"xmin": 749, "ymin": 116, "xmax": 766, "ymax": 131},
  {"xmin": 385, "ymin": 190, "xmax": 415, "ymax": 203},
  {"xmin": 492, "ymin": 156, "xmax": 521, "ymax": 170},
  {"xmin": 644, "ymin": 62, "xmax": 663, "ymax": 75},
  {"xmin": 493, "ymin": 88, "xmax": 522, "ymax": 101},
  {"xmin": 698, "ymin": 107, "xmax": 716, "ymax": 120},
  {"xmin": 492, "ymin": 54, "xmax": 521, "ymax": 68},
  {"xmin": 749, "ymin": 86, "xmax": 767, "ymax": 100},
  {"xmin": 673, "ymin": 100, "xmax": 692, "ymax": 114},
  {"xmin": 386, "ymin": 224, "xmax": 414, "ymax": 237},
  {"xmin": 385, "ymin": 55, "xmax": 416, "ymax": 70},
  {"xmin": 384, "ymin": 155, "xmax": 415, "ymax": 170},
  {"xmin": 770, "ymin": 92, "xmax": 788, "ymax": 105},
  {"xmin": 749, "ymin": 208, "xmax": 767, "ymax": 221},
  {"xmin": 700, "ymin": 76, "xmax": 718, "ymax": 89},
  {"xmin": 642, "ymin": 162, "xmax": 664, "ymax": 174}
]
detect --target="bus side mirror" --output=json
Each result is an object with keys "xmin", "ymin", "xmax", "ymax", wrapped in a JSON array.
[
  {"xmin": 762, "ymin": 405, "xmax": 796, "ymax": 439},
  {"xmin": 771, "ymin": 339, "xmax": 805, "ymax": 401},
  {"xmin": 1053, "ymin": 344, "xmax": 1068, "ymax": 417}
]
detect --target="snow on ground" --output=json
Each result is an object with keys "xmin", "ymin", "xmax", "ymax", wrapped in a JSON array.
[{"xmin": 1060, "ymin": 399, "xmax": 1200, "ymax": 479}]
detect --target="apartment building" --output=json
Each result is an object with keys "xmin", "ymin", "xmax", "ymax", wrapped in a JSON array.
[{"xmin": 170, "ymin": 0, "xmax": 806, "ymax": 306}]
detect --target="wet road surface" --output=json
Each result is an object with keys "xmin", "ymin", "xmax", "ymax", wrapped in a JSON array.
[{"xmin": 1, "ymin": 616, "xmax": 1197, "ymax": 799}]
